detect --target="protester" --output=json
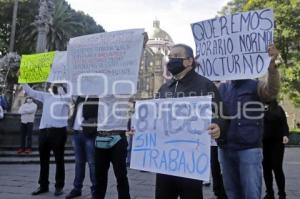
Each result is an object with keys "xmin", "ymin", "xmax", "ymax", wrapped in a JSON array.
[
  {"xmin": 94, "ymin": 95, "xmax": 131, "ymax": 199},
  {"xmin": 22, "ymin": 84, "xmax": 71, "ymax": 196},
  {"xmin": 66, "ymin": 96, "xmax": 97, "ymax": 199},
  {"xmin": 17, "ymin": 96, "xmax": 37, "ymax": 154},
  {"xmin": 154, "ymin": 44, "xmax": 228, "ymax": 199},
  {"xmin": 263, "ymin": 100, "xmax": 289, "ymax": 199},
  {"xmin": 93, "ymin": 32, "xmax": 148, "ymax": 199},
  {"xmin": 218, "ymin": 44, "xmax": 280, "ymax": 199}
]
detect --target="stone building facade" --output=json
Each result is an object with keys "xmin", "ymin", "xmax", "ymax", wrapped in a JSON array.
[{"xmin": 136, "ymin": 20, "xmax": 174, "ymax": 99}]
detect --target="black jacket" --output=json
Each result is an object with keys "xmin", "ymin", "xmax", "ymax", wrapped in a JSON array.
[
  {"xmin": 264, "ymin": 105, "xmax": 289, "ymax": 141},
  {"xmin": 156, "ymin": 70, "xmax": 228, "ymax": 146},
  {"xmin": 70, "ymin": 97, "xmax": 99, "ymax": 129}
]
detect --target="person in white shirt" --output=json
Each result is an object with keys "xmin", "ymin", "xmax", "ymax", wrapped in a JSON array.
[
  {"xmin": 17, "ymin": 97, "xmax": 37, "ymax": 154},
  {"xmin": 22, "ymin": 84, "xmax": 71, "ymax": 197}
]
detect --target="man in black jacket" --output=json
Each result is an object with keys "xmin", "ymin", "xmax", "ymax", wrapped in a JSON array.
[{"xmin": 155, "ymin": 44, "xmax": 228, "ymax": 199}]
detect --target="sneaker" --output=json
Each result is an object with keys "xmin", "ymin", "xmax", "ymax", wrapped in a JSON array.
[
  {"xmin": 17, "ymin": 148, "xmax": 24, "ymax": 154},
  {"xmin": 24, "ymin": 148, "xmax": 32, "ymax": 154},
  {"xmin": 65, "ymin": 189, "xmax": 81, "ymax": 199}
]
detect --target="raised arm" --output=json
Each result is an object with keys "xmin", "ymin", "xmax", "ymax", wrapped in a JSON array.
[
  {"xmin": 22, "ymin": 84, "xmax": 47, "ymax": 102},
  {"xmin": 257, "ymin": 44, "xmax": 280, "ymax": 102}
]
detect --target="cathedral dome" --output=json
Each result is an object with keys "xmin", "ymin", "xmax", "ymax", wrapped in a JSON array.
[
  {"xmin": 147, "ymin": 20, "xmax": 174, "ymax": 55},
  {"xmin": 149, "ymin": 20, "xmax": 174, "ymax": 43}
]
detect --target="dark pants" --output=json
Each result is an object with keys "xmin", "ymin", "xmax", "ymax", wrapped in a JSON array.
[
  {"xmin": 38, "ymin": 127, "xmax": 67, "ymax": 189},
  {"xmin": 155, "ymin": 174, "xmax": 203, "ymax": 199},
  {"xmin": 72, "ymin": 132, "xmax": 96, "ymax": 193},
  {"xmin": 211, "ymin": 146, "xmax": 227, "ymax": 199},
  {"xmin": 263, "ymin": 140, "xmax": 286, "ymax": 198},
  {"xmin": 20, "ymin": 122, "xmax": 33, "ymax": 149},
  {"xmin": 94, "ymin": 134, "xmax": 130, "ymax": 199}
]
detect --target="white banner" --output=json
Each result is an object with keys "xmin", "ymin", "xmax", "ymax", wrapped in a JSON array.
[
  {"xmin": 67, "ymin": 29, "xmax": 145, "ymax": 96},
  {"xmin": 130, "ymin": 96, "xmax": 212, "ymax": 181},
  {"xmin": 191, "ymin": 9, "xmax": 274, "ymax": 81},
  {"xmin": 47, "ymin": 51, "xmax": 67, "ymax": 82}
]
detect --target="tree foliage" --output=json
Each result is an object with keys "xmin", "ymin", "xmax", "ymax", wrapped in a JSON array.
[
  {"xmin": 218, "ymin": 0, "xmax": 300, "ymax": 106},
  {"xmin": 0, "ymin": 0, "xmax": 105, "ymax": 55}
]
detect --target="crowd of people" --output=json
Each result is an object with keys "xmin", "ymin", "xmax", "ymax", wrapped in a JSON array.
[{"xmin": 6, "ymin": 43, "xmax": 289, "ymax": 199}]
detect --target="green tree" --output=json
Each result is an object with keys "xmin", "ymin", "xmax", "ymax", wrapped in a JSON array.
[
  {"xmin": 0, "ymin": 0, "xmax": 105, "ymax": 55},
  {"xmin": 218, "ymin": 0, "xmax": 246, "ymax": 15},
  {"xmin": 0, "ymin": 0, "xmax": 39, "ymax": 55}
]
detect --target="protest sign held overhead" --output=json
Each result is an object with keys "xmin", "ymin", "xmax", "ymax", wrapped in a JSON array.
[
  {"xmin": 191, "ymin": 9, "xmax": 274, "ymax": 81},
  {"xmin": 47, "ymin": 51, "xmax": 67, "ymax": 83},
  {"xmin": 18, "ymin": 51, "xmax": 55, "ymax": 83},
  {"xmin": 67, "ymin": 29, "xmax": 145, "ymax": 96},
  {"xmin": 130, "ymin": 96, "xmax": 212, "ymax": 181}
]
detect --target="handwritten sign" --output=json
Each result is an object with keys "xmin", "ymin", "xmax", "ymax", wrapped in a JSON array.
[
  {"xmin": 47, "ymin": 51, "xmax": 67, "ymax": 82},
  {"xmin": 67, "ymin": 29, "xmax": 145, "ymax": 96},
  {"xmin": 130, "ymin": 96, "xmax": 212, "ymax": 181},
  {"xmin": 191, "ymin": 9, "xmax": 274, "ymax": 81},
  {"xmin": 18, "ymin": 51, "xmax": 55, "ymax": 83}
]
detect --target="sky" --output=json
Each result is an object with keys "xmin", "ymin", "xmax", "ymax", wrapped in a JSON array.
[{"xmin": 66, "ymin": 0, "xmax": 231, "ymax": 49}]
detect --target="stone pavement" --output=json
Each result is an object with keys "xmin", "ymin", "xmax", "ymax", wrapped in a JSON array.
[{"xmin": 0, "ymin": 148, "xmax": 300, "ymax": 199}]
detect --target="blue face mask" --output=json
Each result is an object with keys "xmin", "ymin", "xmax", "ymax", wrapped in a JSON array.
[{"xmin": 167, "ymin": 58, "xmax": 185, "ymax": 75}]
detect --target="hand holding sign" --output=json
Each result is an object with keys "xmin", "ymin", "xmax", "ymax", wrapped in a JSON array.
[
  {"xmin": 268, "ymin": 44, "xmax": 279, "ymax": 62},
  {"xmin": 208, "ymin": 123, "xmax": 220, "ymax": 139}
]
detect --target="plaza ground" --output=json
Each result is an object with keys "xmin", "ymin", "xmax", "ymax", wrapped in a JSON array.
[{"xmin": 0, "ymin": 147, "xmax": 300, "ymax": 199}]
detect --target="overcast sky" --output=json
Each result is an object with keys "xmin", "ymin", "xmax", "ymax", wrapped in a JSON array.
[{"xmin": 66, "ymin": 0, "xmax": 231, "ymax": 48}]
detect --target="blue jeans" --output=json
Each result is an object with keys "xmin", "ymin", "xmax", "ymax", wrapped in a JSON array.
[
  {"xmin": 72, "ymin": 132, "xmax": 96, "ymax": 193},
  {"xmin": 219, "ymin": 148, "xmax": 262, "ymax": 199}
]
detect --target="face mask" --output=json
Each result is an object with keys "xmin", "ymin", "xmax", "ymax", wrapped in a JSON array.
[
  {"xmin": 167, "ymin": 58, "xmax": 186, "ymax": 75},
  {"xmin": 26, "ymin": 99, "xmax": 32, "ymax": 103},
  {"xmin": 57, "ymin": 86, "xmax": 65, "ymax": 95}
]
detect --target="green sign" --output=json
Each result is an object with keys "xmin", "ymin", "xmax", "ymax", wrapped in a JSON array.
[{"xmin": 18, "ymin": 51, "xmax": 55, "ymax": 83}]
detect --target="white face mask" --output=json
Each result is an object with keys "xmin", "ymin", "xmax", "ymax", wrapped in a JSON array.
[
  {"xmin": 26, "ymin": 99, "xmax": 33, "ymax": 103},
  {"xmin": 57, "ymin": 86, "xmax": 65, "ymax": 95}
]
